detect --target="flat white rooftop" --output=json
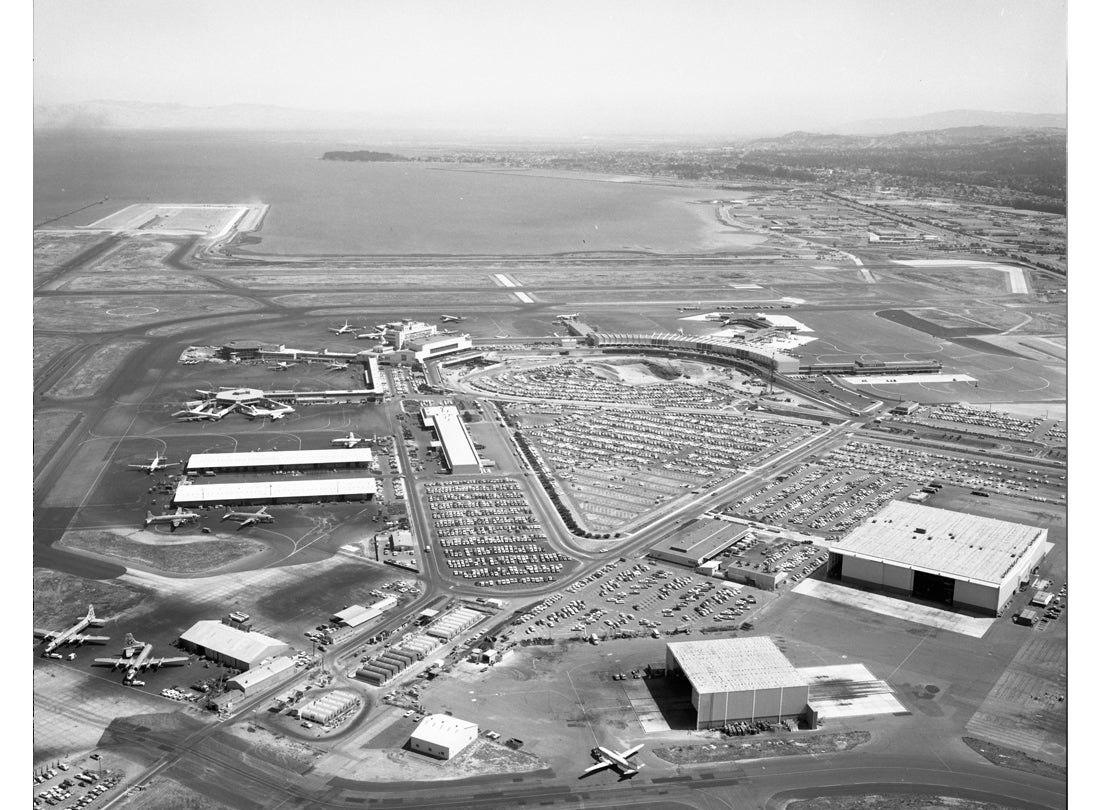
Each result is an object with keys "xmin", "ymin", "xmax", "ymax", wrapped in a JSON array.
[
  {"xmin": 421, "ymin": 405, "xmax": 481, "ymax": 470},
  {"xmin": 174, "ymin": 478, "xmax": 376, "ymax": 504},
  {"xmin": 187, "ymin": 449, "xmax": 372, "ymax": 471},
  {"xmin": 411, "ymin": 713, "xmax": 478, "ymax": 746},
  {"xmin": 834, "ymin": 500, "xmax": 1046, "ymax": 586},
  {"xmin": 667, "ymin": 637, "xmax": 807, "ymax": 694}
]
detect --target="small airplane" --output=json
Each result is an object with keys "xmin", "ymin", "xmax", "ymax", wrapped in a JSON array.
[
  {"xmin": 93, "ymin": 634, "xmax": 189, "ymax": 684},
  {"xmin": 440, "ymin": 315, "xmax": 467, "ymax": 323},
  {"xmin": 220, "ymin": 506, "xmax": 274, "ymax": 528},
  {"xmin": 268, "ymin": 361, "xmax": 298, "ymax": 371},
  {"xmin": 328, "ymin": 320, "xmax": 358, "ymax": 335},
  {"xmin": 325, "ymin": 361, "xmax": 350, "ymax": 371},
  {"xmin": 129, "ymin": 452, "xmax": 178, "ymax": 474},
  {"xmin": 582, "ymin": 744, "xmax": 645, "ymax": 778},
  {"xmin": 144, "ymin": 507, "xmax": 201, "ymax": 530},
  {"xmin": 331, "ymin": 432, "xmax": 365, "ymax": 448},
  {"xmin": 34, "ymin": 605, "xmax": 110, "ymax": 656},
  {"xmin": 355, "ymin": 329, "xmax": 386, "ymax": 340}
]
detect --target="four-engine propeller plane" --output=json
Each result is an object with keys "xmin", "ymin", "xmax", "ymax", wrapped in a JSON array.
[
  {"xmin": 220, "ymin": 506, "xmax": 274, "ymax": 528},
  {"xmin": 34, "ymin": 605, "xmax": 110, "ymax": 656},
  {"xmin": 129, "ymin": 452, "xmax": 178, "ymax": 473},
  {"xmin": 144, "ymin": 507, "xmax": 201, "ymax": 530},
  {"xmin": 268, "ymin": 361, "xmax": 298, "ymax": 371},
  {"xmin": 325, "ymin": 361, "xmax": 350, "ymax": 371},
  {"xmin": 93, "ymin": 634, "xmax": 189, "ymax": 684},
  {"xmin": 328, "ymin": 320, "xmax": 358, "ymax": 335},
  {"xmin": 331, "ymin": 432, "xmax": 365, "ymax": 448}
]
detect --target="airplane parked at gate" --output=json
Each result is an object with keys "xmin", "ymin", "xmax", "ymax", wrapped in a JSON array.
[
  {"xmin": 144, "ymin": 507, "xmax": 201, "ymax": 530},
  {"xmin": 328, "ymin": 320, "xmax": 358, "ymax": 335},
  {"xmin": 221, "ymin": 506, "xmax": 274, "ymax": 528},
  {"xmin": 325, "ymin": 361, "xmax": 349, "ymax": 371},
  {"xmin": 34, "ymin": 605, "xmax": 110, "ymax": 656},
  {"xmin": 93, "ymin": 634, "xmax": 189, "ymax": 684},
  {"xmin": 582, "ymin": 745, "xmax": 645, "ymax": 778},
  {"xmin": 331, "ymin": 432, "xmax": 365, "ymax": 448},
  {"xmin": 241, "ymin": 404, "xmax": 293, "ymax": 421},
  {"xmin": 355, "ymin": 328, "xmax": 386, "ymax": 340},
  {"xmin": 268, "ymin": 361, "xmax": 298, "ymax": 371},
  {"xmin": 129, "ymin": 452, "xmax": 178, "ymax": 473}
]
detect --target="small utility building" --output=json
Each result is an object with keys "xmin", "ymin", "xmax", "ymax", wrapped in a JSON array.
[
  {"xmin": 408, "ymin": 714, "xmax": 478, "ymax": 760},
  {"xmin": 666, "ymin": 637, "xmax": 809, "ymax": 730},
  {"xmin": 827, "ymin": 500, "xmax": 1049, "ymax": 615}
]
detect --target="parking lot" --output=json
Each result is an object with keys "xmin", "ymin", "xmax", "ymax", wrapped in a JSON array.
[
  {"xmin": 506, "ymin": 403, "xmax": 815, "ymax": 532},
  {"xmin": 422, "ymin": 477, "xmax": 577, "ymax": 588},
  {"xmin": 501, "ymin": 558, "xmax": 790, "ymax": 645}
]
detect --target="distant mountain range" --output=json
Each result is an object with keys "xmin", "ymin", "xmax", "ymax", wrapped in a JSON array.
[
  {"xmin": 34, "ymin": 100, "xmax": 1067, "ymax": 139},
  {"xmin": 834, "ymin": 109, "xmax": 1065, "ymax": 135}
]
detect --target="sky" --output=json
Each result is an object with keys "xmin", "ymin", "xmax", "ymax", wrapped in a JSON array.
[{"xmin": 31, "ymin": 0, "xmax": 1067, "ymax": 136}]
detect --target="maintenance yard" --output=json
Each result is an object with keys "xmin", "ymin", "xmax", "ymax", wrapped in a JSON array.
[{"xmin": 421, "ymin": 477, "xmax": 577, "ymax": 588}]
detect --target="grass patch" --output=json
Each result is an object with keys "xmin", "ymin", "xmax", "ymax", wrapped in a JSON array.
[
  {"xmin": 33, "ymin": 567, "xmax": 146, "ymax": 627},
  {"xmin": 654, "ymin": 730, "xmax": 870, "ymax": 764},
  {"xmin": 59, "ymin": 530, "xmax": 264, "ymax": 575},
  {"xmin": 962, "ymin": 736, "xmax": 1067, "ymax": 779}
]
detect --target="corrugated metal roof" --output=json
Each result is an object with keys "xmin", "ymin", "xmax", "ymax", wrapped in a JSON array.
[
  {"xmin": 187, "ymin": 449, "xmax": 372, "ymax": 470},
  {"xmin": 174, "ymin": 478, "xmax": 376, "ymax": 504},
  {"xmin": 181, "ymin": 621, "xmax": 287, "ymax": 667},
  {"xmin": 834, "ymin": 501, "xmax": 1046, "ymax": 585},
  {"xmin": 667, "ymin": 637, "xmax": 807, "ymax": 694}
]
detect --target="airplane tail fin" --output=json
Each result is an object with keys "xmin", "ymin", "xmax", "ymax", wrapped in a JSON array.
[
  {"xmin": 124, "ymin": 632, "xmax": 138, "ymax": 647},
  {"xmin": 145, "ymin": 511, "xmax": 155, "ymax": 523},
  {"xmin": 87, "ymin": 605, "xmax": 96, "ymax": 621}
]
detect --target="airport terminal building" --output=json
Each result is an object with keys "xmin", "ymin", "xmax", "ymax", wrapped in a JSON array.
[
  {"xmin": 186, "ymin": 448, "xmax": 373, "ymax": 474},
  {"xmin": 666, "ymin": 637, "xmax": 809, "ymax": 730},
  {"xmin": 826, "ymin": 500, "xmax": 1050, "ymax": 615},
  {"xmin": 172, "ymin": 478, "xmax": 376, "ymax": 507}
]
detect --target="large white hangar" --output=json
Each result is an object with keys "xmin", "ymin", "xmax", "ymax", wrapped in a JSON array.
[
  {"xmin": 665, "ymin": 637, "xmax": 809, "ymax": 730},
  {"xmin": 172, "ymin": 477, "xmax": 376, "ymax": 507},
  {"xmin": 826, "ymin": 500, "xmax": 1050, "ymax": 616},
  {"xmin": 186, "ymin": 448, "xmax": 373, "ymax": 474}
]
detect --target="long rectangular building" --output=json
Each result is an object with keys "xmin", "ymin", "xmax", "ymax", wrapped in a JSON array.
[
  {"xmin": 420, "ymin": 405, "xmax": 482, "ymax": 475},
  {"xmin": 187, "ymin": 448, "xmax": 373, "ymax": 474},
  {"xmin": 649, "ymin": 519, "xmax": 750, "ymax": 567},
  {"xmin": 827, "ymin": 500, "xmax": 1049, "ymax": 615},
  {"xmin": 173, "ymin": 477, "xmax": 376, "ymax": 506}
]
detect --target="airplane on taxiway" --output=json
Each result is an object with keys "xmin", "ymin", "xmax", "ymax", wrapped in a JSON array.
[
  {"xmin": 440, "ymin": 314, "xmax": 467, "ymax": 323},
  {"xmin": 331, "ymin": 431, "xmax": 365, "ymax": 448},
  {"xmin": 129, "ymin": 452, "xmax": 178, "ymax": 473},
  {"xmin": 582, "ymin": 744, "xmax": 645, "ymax": 778},
  {"xmin": 221, "ymin": 506, "xmax": 274, "ymax": 528},
  {"xmin": 328, "ymin": 320, "xmax": 359, "ymax": 335},
  {"xmin": 34, "ymin": 605, "xmax": 110, "ymax": 656},
  {"xmin": 144, "ymin": 507, "xmax": 201, "ymax": 530},
  {"xmin": 93, "ymin": 634, "xmax": 189, "ymax": 684}
]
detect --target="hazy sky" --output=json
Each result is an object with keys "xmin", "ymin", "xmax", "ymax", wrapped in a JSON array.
[{"xmin": 33, "ymin": 0, "xmax": 1067, "ymax": 135}]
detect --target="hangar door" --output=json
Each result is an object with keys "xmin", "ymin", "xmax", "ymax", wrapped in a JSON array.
[{"xmin": 912, "ymin": 570, "xmax": 954, "ymax": 605}]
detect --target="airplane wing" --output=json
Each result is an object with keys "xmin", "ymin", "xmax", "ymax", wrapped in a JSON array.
[
  {"xmin": 147, "ymin": 656, "xmax": 189, "ymax": 669},
  {"xmin": 92, "ymin": 657, "xmax": 126, "ymax": 668},
  {"xmin": 238, "ymin": 517, "xmax": 258, "ymax": 528},
  {"xmin": 583, "ymin": 760, "xmax": 614, "ymax": 774},
  {"xmin": 71, "ymin": 634, "xmax": 111, "ymax": 645},
  {"xmin": 127, "ymin": 464, "xmax": 149, "ymax": 470},
  {"xmin": 620, "ymin": 744, "xmax": 644, "ymax": 759},
  {"xmin": 33, "ymin": 629, "xmax": 58, "ymax": 641}
]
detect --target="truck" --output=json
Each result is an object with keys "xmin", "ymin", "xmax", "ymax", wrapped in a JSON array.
[{"xmin": 1015, "ymin": 609, "xmax": 1039, "ymax": 627}]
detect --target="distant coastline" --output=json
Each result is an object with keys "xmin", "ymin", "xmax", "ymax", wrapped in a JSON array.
[{"xmin": 321, "ymin": 150, "xmax": 410, "ymax": 162}]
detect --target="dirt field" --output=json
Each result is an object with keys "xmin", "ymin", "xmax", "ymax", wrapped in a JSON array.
[
  {"xmin": 962, "ymin": 736, "xmax": 1067, "ymax": 779},
  {"xmin": 271, "ymin": 291, "xmax": 515, "ymax": 307},
  {"xmin": 654, "ymin": 730, "xmax": 870, "ymax": 764},
  {"xmin": 59, "ymin": 529, "xmax": 267, "ymax": 575},
  {"xmin": 33, "ymin": 567, "xmax": 147, "ymax": 627},
  {"xmin": 33, "ymin": 410, "xmax": 82, "ymax": 469},
  {"xmin": 223, "ymin": 272, "xmax": 495, "ymax": 288},
  {"xmin": 788, "ymin": 794, "xmax": 1010, "ymax": 810},
  {"xmin": 33, "ymin": 334, "xmax": 82, "ymax": 378},
  {"xmin": 114, "ymin": 776, "xmax": 238, "ymax": 810},
  {"xmin": 65, "ymin": 274, "xmax": 222, "ymax": 291},
  {"xmin": 34, "ymin": 295, "xmax": 261, "ymax": 333},
  {"xmin": 317, "ymin": 735, "xmax": 545, "ymax": 783},
  {"xmin": 45, "ymin": 339, "xmax": 149, "ymax": 399}
]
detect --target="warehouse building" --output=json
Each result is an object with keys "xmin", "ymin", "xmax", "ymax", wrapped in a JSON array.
[
  {"xmin": 425, "ymin": 606, "xmax": 483, "ymax": 641},
  {"xmin": 186, "ymin": 448, "xmax": 373, "ymax": 474},
  {"xmin": 409, "ymin": 714, "xmax": 479, "ymax": 760},
  {"xmin": 649, "ymin": 519, "xmax": 751, "ymax": 568},
  {"xmin": 226, "ymin": 656, "xmax": 297, "ymax": 696},
  {"xmin": 420, "ymin": 405, "xmax": 482, "ymax": 475},
  {"xmin": 332, "ymin": 596, "xmax": 398, "ymax": 628},
  {"xmin": 666, "ymin": 637, "xmax": 809, "ymax": 730},
  {"xmin": 179, "ymin": 621, "xmax": 290, "ymax": 671},
  {"xmin": 826, "ymin": 500, "xmax": 1050, "ymax": 616},
  {"xmin": 172, "ymin": 478, "xmax": 376, "ymax": 507},
  {"xmin": 300, "ymin": 690, "xmax": 361, "ymax": 726}
]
